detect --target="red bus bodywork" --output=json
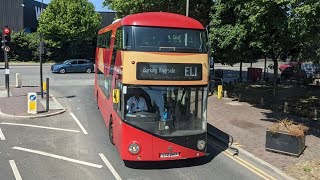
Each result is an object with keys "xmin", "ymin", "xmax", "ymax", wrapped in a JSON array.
[{"xmin": 95, "ymin": 12, "xmax": 208, "ymax": 161}]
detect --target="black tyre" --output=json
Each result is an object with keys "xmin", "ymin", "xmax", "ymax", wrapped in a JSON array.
[
  {"xmin": 86, "ymin": 67, "xmax": 92, "ymax": 73},
  {"xmin": 59, "ymin": 68, "xmax": 66, "ymax": 74},
  {"xmin": 109, "ymin": 117, "xmax": 114, "ymax": 145}
]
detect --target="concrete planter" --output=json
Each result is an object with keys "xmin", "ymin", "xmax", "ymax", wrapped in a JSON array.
[{"xmin": 265, "ymin": 130, "xmax": 306, "ymax": 157}]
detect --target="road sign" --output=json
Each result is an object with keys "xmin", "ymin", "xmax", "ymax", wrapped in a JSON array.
[
  {"xmin": 28, "ymin": 93, "xmax": 37, "ymax": 114},
  {"xmin": 4, "ymin": 46, "xmax": 10, "ymax": 52},
  {"xmin": 30, "ymin": 95, "xmax": 36, "ymax": 101}
]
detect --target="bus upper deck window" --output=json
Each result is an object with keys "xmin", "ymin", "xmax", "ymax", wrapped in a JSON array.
[{"xmin": 123, "ymin": 26, "xmax": 132, "ymax": 50}]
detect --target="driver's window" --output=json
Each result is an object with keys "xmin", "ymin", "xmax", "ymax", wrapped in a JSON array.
[
  {"xmin": 125, "ymin": 88, "xmax": 150, "ymax": 114},
  {"xmin": 70, "ymin": 61, "xmax": 77, "ymax": 65}
]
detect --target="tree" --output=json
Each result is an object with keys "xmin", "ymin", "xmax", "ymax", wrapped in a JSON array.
[
  {"xmin": 9, "ymin": 31, "xmax": 39, "ymax": 61},
  {"xmin": 209, "ymin": 0, "xmax": 262, "ymax": 81},
  {"xmin": 289, "ymin": 1, "xmax": 320, "ymax": 63},
  {"xmin": 245, "ymin": 0, "xmax": 299, "ymax": 86},
  {"xmin": 38, "ymin": 0, "xmax": 101, "ymax": 61},
  {"xmin": 103, "ymin": 0, "xmax": 212, "ymax": 26},
  {"xmin": 210, "ymin": 0, "xmax": 320, "ymax": 87}
]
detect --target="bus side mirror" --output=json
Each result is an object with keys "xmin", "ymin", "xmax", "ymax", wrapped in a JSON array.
[{"xmin": 113, "ymin": 89, "xmax": 120, "ymax": 104}]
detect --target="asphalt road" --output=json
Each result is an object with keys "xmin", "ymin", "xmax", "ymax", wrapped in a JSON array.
[{"xmin": 0, "ymin": 65, "xmax": 270, "ymax": 180}]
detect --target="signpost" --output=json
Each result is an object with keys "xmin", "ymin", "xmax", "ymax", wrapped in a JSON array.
[
  {"xmin": 28, "ymin": 93, "xmax": 37, "ymax": 114},
  {"xmin": 4, "ymin": 46, "xmax": 10, "ymax": 52}
]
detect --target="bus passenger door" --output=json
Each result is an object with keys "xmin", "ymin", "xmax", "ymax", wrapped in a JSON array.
[
  {"xmin": 112, "ymin": 79, "xmax": 123, "ymax": 147},
  {"xmin": 110, "ymin": 28, "xmax": 124, "ymax": 147}
]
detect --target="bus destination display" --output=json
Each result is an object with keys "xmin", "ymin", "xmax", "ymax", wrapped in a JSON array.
[{"xmin": 137, "ymin": 63, "xmax": 202, "ymax": 80}]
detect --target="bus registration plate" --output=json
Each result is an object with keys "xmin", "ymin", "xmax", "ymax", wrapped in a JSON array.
[{"xmin": 160, "ymin": 152, "xmax": 180, "ymax": 158}]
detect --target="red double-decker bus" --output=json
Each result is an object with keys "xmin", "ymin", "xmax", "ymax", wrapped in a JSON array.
[{"xmin": 95, "ymin": 12, "xmax": 209, "ymax": 161}]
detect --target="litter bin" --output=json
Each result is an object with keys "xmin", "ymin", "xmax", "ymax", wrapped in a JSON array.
[{"xmin": 247, "ymin": 68, "xmax": 262, "ymax": 82}]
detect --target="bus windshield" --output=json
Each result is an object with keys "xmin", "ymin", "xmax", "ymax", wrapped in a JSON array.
[
  {"xmin": 123, "ymin": 26, "xmax": 207, "ymax": 53},
  {"xmin": 123, "ymin": 86, "xmax": 207, "ymax": 136}
]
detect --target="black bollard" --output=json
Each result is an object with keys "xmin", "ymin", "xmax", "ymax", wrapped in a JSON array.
[{"xmin": 46, "ymin": 78, "xmax": 49, "ymax": 112}]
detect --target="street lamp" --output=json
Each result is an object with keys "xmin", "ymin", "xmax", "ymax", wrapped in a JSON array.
[
  {"xmin": 39, "ymin": 0, "xmax": 44, "ymax": 98},
  {"xmin": 186, "ymin": 0, "xmax": 189, "ymax": 17}
]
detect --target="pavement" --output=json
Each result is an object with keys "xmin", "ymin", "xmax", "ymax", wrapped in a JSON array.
[
  {"xmin": 207, "ymin": 94, "xmax": 320, "ymax": 172},
  {"xmin": 0, "ymin": 86, "xmax": 66, "ymax": 118}
]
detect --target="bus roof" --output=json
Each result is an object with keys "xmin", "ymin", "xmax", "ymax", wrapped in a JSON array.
[
  {"xmin": 98, "ymin": 12, "xmax": 204, "ymax": 34},
  {"xmin": 122, "ymin": 12, "xmax": 204, "ymax": 29}
]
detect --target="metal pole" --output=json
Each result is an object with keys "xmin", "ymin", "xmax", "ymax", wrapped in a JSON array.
[
  {"xmin": 264, "ymin": 56, "xmax": 267, "ymax": 81},
  {"xmin": 186, "ymin": 0, "xmax": 189, "ymax": 17},
  {"xmin": 46, "ymin": 78, "xmax": 49, "ymax": 111},
  {"xmin": 40, "ymin": 34, "xmax": 43, "ymax": 98},
  {"xmin": 39, "ymin": 0, "xmax": 44, "ymax": 98},
  {"xmin": 4, "ymin": 51, "xmax": 10, "ymax": 97}
]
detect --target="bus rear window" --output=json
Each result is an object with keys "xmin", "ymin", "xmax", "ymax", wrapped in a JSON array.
[{"xmin": 124, "ymin": 26, "xmax": 207, "ymax": 53}]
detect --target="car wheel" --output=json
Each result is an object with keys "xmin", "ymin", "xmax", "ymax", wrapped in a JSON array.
[
  {"xmin": 59, "ymin": 68, "xmax": 66, "ymax": 74},
  {"xmin": 86, "ymin": 68, "xmax": 92, "ymax": 73},
  {"xmin": 109, "ymin": 117, "xmax": 115, "ymax": 145}
]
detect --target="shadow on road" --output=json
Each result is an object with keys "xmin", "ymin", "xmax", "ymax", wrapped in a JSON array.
[{"xmin": 55, "ymin": 95, "xmax": 77, "ymax": 99}]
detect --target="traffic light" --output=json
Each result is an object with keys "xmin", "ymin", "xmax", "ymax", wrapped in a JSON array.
[{"xmin": 2, "ymin": 26, "xmax": 11, "ymax": 47}]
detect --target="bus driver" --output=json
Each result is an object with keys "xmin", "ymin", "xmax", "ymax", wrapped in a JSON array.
[{"xmin": 127, "ymin": 89, "xmax": 148, "ymax": 113}]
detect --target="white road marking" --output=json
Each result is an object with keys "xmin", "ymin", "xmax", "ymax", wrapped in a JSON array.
[
  {"xmin": 13, "ymin": 146, "xmax": 103, "ymax": 169},
  {"xmin": 9, "ymin": 160, "xmax": 22, "ymax": 180},
  {"xmin": 0, "ymin": 128, "xmax": 6, "ymax": 140},
  {"xmin": 0, "ymin": 122, "xmax": 80, "ymax": 133},
  {"xmin": 99, "ymin": 153, "xmax": 122, "ymax": 180},
  {"xmin": 70, "ymin": 112, "xmax": 88, "ymax": 135}
]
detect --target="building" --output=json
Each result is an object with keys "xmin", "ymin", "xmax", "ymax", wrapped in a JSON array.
[
  {"xmin": 0, "ymin": 0, "xmax": 46, "ymax": 32},
  {"xmin": 99, "ymin": 12, "xmax": 116, "ymax": 28},
  {"xmin": 0, "ymin": 0, "xmax": 115, "ymax": 33}
]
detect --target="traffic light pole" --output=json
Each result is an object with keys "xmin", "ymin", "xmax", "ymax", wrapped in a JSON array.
[
  {"xmin": 2, "ymin": 26, "xmax": 10, "ymax": 97},
  {"xmin": 4, "ymin": 50, "xmax": 9, "ymax": 97}
]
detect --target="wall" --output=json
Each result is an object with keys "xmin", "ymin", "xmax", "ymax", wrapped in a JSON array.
[{"xmin": 0, "ymin": 0, "xmax": 24, "ymax": 32}]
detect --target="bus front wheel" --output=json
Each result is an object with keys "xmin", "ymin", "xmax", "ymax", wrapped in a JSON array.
[{"xmin": 109, "ymin": 117, "xmax": 115, "ymax": 145}]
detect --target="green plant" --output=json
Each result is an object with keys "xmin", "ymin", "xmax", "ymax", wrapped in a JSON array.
[
  {"xmin": 268, "ymin": 118, "xmax": 309, "ymax": 136},
  {"xmin": 38, "ymin": 0, "xmax": 101, "ymax": 61},
  {"xmin": 303, "ymin": 166, "xmax": 312, "ymax": 173}
]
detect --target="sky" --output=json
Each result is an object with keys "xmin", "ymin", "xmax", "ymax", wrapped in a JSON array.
[{"xmin": 35, "ymin": 0, "xmax": 114, "ymax": 12}]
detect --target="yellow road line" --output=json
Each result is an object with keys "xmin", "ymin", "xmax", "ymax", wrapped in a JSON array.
[{"xmin": 209, "ymin": 139, "xmax": 276, "ymax": 180}]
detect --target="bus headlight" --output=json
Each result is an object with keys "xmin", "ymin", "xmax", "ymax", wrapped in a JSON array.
[
  {"xmin": 128, "ymin": 143, "xmax": 140, "ymax": 155},
  {"xmin": 197, "ymin": 140, "xmax": 206, "ymax": 150}
]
